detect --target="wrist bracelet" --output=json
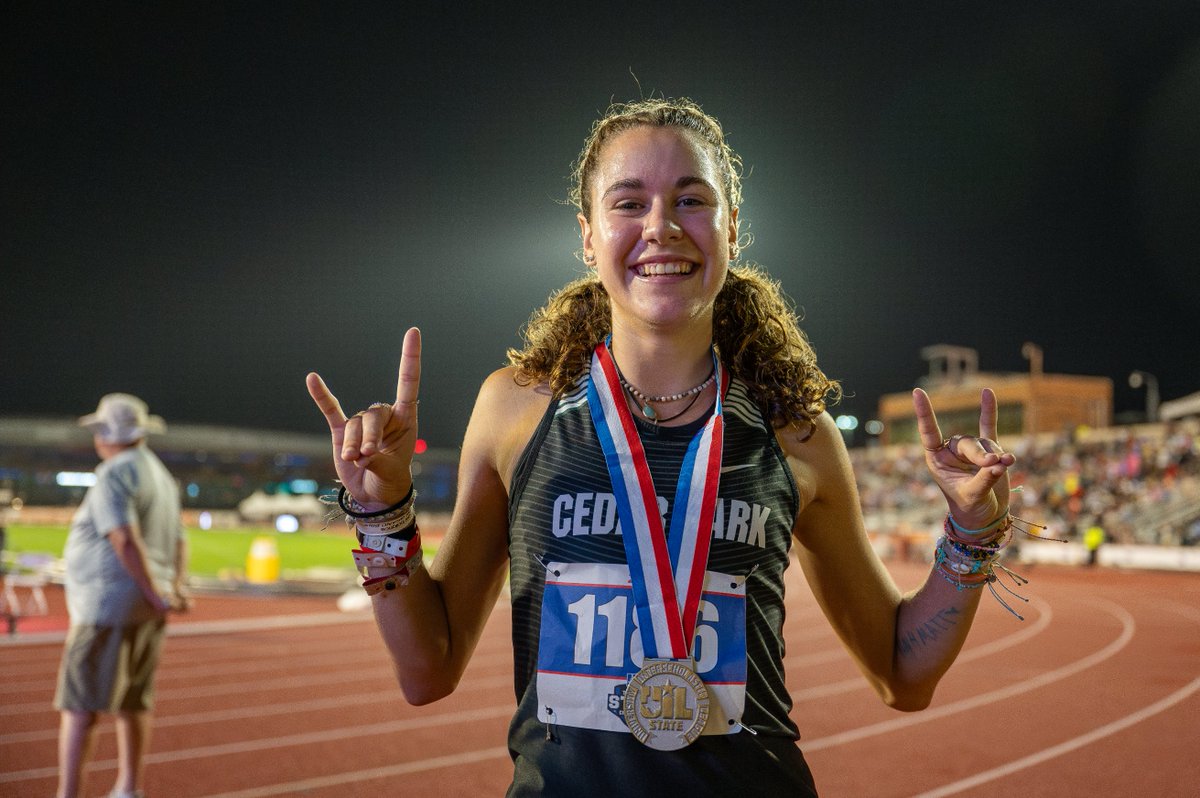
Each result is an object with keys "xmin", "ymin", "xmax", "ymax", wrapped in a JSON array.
[
  {"xmin": 338, "ymin": 484, "xmax": 415, "ymax": 519},
  {"xmin": 356, "ymin": 520, "xmax": 418, "ymax": 548},
  {"xmin": 947, "ymin": 507, "xmax": 1009, "ymax": 537},
  {"xmin": 352, "ymin": 504, "xmax": 416, "ymax": 535},
  {"xmin": 932, "ymin": 529, "xmax": 1030, "ymax": 620},
  {"xmin": 942, "ymin": 514, "xmax": 1012, "ymax": 550},
  {"xmin": 353, "ymin": 529, "xmax": 421, "ymax": 567},
  {"xmin": 362, "ymin": 551, "xmax": 424, "ymax": 595}
]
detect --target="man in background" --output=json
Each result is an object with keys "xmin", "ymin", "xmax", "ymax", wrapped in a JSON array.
[{"xmin": 55, "ymin": 394, "xmax": 191, "ymax": 798}]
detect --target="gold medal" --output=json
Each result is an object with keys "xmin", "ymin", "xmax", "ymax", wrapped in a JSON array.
[{"xmin": 622, "ymin": 659, "xmax": 710, "ymax": 750}]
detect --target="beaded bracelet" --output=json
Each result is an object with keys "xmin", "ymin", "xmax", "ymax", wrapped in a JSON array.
[
  {"xmin": 934, "ymin": 513, "xmax": 1034, "ymax": 620},
  {"xmin": 935, "ymin": 540, "xmax": 992, "ymax": 576},
  {"xmin": 942, "ymin": 514, "xmax": 1013, "ymax": 552}
]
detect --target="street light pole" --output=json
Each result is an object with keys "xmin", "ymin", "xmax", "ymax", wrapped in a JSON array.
[
  {"xmin": 1128, "ymin": 370, "xmax": 1160, "ymax": 423},
  {"xmin": 1021, "ymin": 342, "xmax": 1043, "ymax": 378}
]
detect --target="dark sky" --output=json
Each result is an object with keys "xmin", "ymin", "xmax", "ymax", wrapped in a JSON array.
[{"xmin": 5, "ymin": 2, "xmax": 1200, "ymax": 450}]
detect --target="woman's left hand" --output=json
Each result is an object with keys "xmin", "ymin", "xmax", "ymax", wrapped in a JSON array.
[{"xmin": 912, "ymin": 387, "xmax": 1014, "ymax": 529}]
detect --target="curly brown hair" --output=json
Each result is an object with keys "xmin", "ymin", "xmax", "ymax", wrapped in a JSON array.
[
  {"xmin": 507, "ymin": 265, "xmax": 840, "ymax": 429},
  {"xmin": 508, "ymin": 97, "xmax": 839, "ymax": 429},
  {"xmin": 569, "ymin": 97, "xmax": 743, "ymax": 223}
]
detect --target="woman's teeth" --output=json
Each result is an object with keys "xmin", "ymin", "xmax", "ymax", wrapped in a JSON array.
[{"xmin": 636, "ymin": 262, "xmax": 693, "ymax": 276}]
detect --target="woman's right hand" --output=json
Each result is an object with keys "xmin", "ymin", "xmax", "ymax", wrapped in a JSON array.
[{"xmin": 306, "ymin": 327, "xmax": 422, "ymax": 508}]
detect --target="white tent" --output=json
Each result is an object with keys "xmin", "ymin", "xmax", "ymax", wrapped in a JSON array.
[{"xmin": 237, "ymin": 490, "xmax": 326, "ymax": 523}]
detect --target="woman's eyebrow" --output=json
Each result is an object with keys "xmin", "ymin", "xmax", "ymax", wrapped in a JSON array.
[
  {"xmin": 600, "ymin": 175, "xmax": 715, "ymax": 201},
  {"xmin": 601, "ymin": 178, "xmax": 643, "ymax": 201}
]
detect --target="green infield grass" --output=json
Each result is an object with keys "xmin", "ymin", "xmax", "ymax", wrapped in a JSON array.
[{"xmin": 3, "ymin": 524, "xmax": 358, "ymax": 580}]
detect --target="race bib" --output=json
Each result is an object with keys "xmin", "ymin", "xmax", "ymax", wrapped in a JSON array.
[{"xmin": 536, "ymin": 561, "xmax": 747, "ymax": 736}]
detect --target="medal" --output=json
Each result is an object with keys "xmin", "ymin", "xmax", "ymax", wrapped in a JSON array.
[
  {"xmin": 622, "ymin": 658, "xmax": 711, "ymax": 751},
  {"xmin": 588, "ymin": 340, "xmax": 726, "ymax": 748}
]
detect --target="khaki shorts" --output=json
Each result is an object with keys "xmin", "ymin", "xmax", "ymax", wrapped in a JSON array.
[{"xmin": 54, "ymin": 618, "xmax": 167, "ymax": 713}]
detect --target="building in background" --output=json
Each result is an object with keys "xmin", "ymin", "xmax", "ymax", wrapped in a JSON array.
[{"xmin": 878, "ymin": 344, "xmax": 1113, "ymax": 445}]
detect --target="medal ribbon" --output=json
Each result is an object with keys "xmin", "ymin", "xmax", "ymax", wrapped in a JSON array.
[{"xmin": 587, "ymin": 340, "xmax": 726, "ymax": 660}]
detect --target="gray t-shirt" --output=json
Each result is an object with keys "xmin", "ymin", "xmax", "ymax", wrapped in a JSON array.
[{"xmin": 63, "ymin": 444, "xmax": 184, "ymax": 625}]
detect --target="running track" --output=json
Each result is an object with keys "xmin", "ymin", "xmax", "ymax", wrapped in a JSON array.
[{"xmin": 2, "ymin": 560, "xmax": 1198, "ymax": 797}]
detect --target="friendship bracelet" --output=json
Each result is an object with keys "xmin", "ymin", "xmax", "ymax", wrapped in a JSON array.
[
  {"xmin": 934, "ymin": 563, "xmax": 990, "ymax": 590},
  {"xmin": 935, "ymin": 539, "xmax": 997, "ymax": 576},
  {"xmin": 943, "ymin": 531, "xmax": 1013, "ymax": 560},
  {"xmin": 338, "ymin": 484, "xmax": 415, "ymax": 519},
  {"xmin": 932, "ymin": 534, "xmax": 1030, "ymax": 620},
  {"xmin": 947, "ymin": 508, "xmax": 1010, "ymax": 537},
  {"xmin": 942, "ymin": 515, "xmax": 1013, "ymax": 551}
]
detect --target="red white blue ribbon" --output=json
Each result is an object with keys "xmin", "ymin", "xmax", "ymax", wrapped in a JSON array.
[{"xmin": 587, "ymin": 340, "xmax": 726, "ymax": 660}]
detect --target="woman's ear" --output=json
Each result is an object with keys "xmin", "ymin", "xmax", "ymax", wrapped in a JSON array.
[
  {"xmin": 728, "ymin": 206, "xmax": 740, "ymax": 259},
  {"xmin": 578, "ymin": 212, "xmax": 596, "ymax": 266}
]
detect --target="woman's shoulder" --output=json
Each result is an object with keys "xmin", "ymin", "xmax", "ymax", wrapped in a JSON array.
[
  {"xmin": 473, "ymin": 366, "xmax": 556, "ymax": 483},
  {"xmin": 775, "ymin": 411, "xmax": 837, "ymax": 455},
  {"xmin": 773, "ymin": 411, "xmax": 852, "ymax": 508},
  {"xmin": 477, "ymin": 365, "xmax": 554, "ymax": 408}
]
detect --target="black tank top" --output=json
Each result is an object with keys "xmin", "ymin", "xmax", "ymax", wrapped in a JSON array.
[{"xmin": 504, "ymin": 375, "xmax": 818, "ymax": 796}]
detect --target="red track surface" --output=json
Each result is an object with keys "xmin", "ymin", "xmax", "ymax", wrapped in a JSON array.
[{"xmin": 2, "ymin": 560, "xmax": 1198, "ymax": 797}]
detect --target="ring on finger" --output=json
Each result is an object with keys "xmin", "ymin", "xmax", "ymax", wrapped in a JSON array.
[
  {"xmin": 947, "ymin": 434, "xmax": 970, "ymax": 459},
  {"xmin": 398, "ymin": 399, "xmax": 420, "ymax": 406},
  {"xmin": 924, "ymin": 438, "xmax": 951, "ymax": 453}
]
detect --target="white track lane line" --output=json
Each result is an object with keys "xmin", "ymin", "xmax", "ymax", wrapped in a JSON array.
[
  {"xmin": 199, "ymin": 747, "xmax": 513, "ymax": 798},
  {"xmin": 0, "ymin": 647, "xmax": 516, "ymax": 715},
  {"xmin": 801, "ymin": 598, "xmax": 1135, "ymax": 752},
  {"xmin": 787, "ymin": 598, "xmax": 1053, "ymax": 704},
  {"xmin": 909, "ymin": 595, "xmax": 1200, "ymax": 797},
  {"xmin": 0, "ymin": 673, "xmax": 517, "ymax": 745},
  {"xmin": 0, "ymin": 705, "xmax": 515, "ymax": 784},
  {"xmin": 910, "ymin": 676, "xmax": 1200, "ymax": 798},
  {"xmin": 0, "ymin": 610, "xmax": 372, "ymax": 649}
]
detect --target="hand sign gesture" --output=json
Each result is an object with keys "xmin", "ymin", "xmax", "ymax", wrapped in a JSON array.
[
  {"xmin": 306, "ymin": 327, "xmax": 423, "ymax": 508},
  {"xmin": 912, "ymin": 387, "xmax": 1015, "ymax": 529}
]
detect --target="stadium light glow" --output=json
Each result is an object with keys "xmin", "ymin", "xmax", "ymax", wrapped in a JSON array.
[{"xmin": 275, "ymin": 514, "xmax": 300, "ymax": 533}]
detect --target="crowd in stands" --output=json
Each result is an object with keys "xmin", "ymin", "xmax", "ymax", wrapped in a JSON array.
[{"xmin": 851, "ymin": 420, "xmax": 1200, "ymax": 550}]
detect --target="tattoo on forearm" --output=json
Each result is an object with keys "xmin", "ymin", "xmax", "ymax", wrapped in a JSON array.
[{"xmin": 897, "ymin": 607, "xmax": 962, "ymax": 656}]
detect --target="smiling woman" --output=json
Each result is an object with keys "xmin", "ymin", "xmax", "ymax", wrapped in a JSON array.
[{"xmin": 306, "ymin": 96, "xmax": 1025, "ymax": 797}]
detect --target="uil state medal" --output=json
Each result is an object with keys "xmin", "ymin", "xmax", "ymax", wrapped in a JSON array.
[{"xmin": 622, "ymin": 659, "xmax": 710, "ymax": 751}]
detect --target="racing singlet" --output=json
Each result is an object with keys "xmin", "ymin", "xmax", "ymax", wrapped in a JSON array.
[{"xmin": 505, "ymin": 374, "xmax": 818, "ymax": 796}]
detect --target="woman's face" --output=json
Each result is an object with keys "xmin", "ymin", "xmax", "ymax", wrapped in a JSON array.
[{"xmin": 578, "ymin": 125, "xmax": 738, "ymax": 334}]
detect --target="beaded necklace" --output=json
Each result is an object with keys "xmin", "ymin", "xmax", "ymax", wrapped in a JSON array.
[{"xmin": 613, "ymin": 361, "xmax": 716, "ymax": 422}]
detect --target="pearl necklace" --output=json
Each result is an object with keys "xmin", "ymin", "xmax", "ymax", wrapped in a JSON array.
[{"xmin": 616, "ymin": 365, "xmax": 716, "ymax": 422}]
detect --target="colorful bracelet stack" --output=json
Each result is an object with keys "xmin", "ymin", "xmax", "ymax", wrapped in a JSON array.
[
  {"xmin": 339, "ymin": 485, "xmax": 423, "ymax": 596},
  {"xmin": 934, "ymin": 510, "xmax": 1032, "ymax": 620}
]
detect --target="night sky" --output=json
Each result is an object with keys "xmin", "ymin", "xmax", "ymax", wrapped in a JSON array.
[{"xmin": 5, "ymin": 2, "xmax": 1200, "ymax": 450}]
